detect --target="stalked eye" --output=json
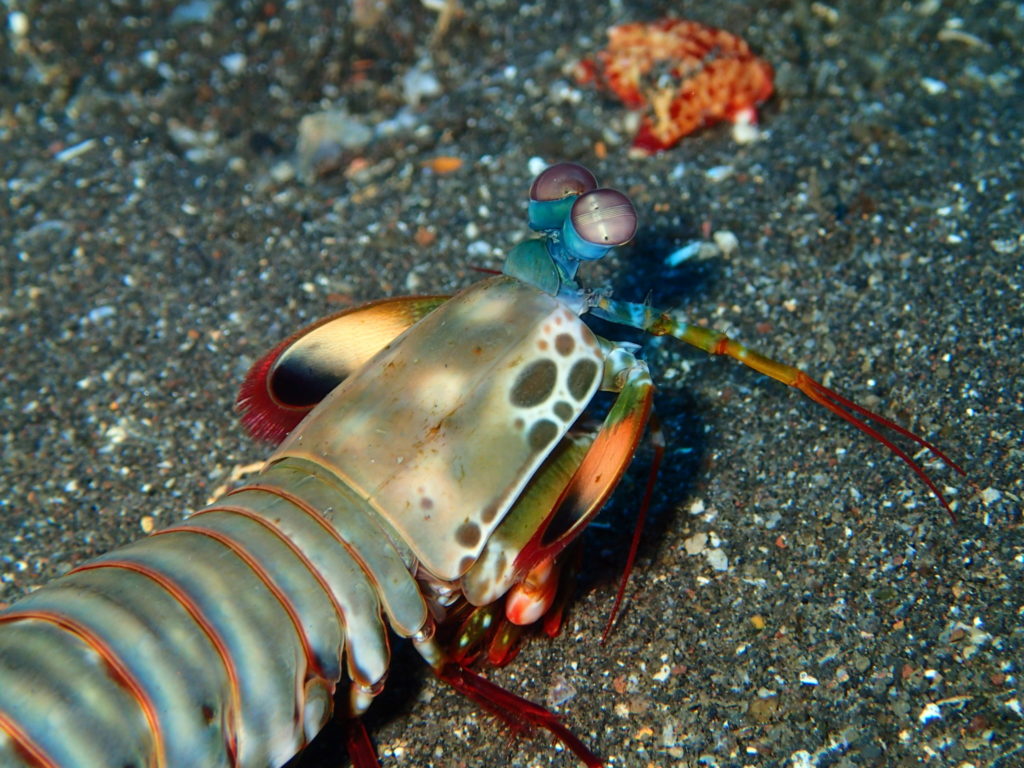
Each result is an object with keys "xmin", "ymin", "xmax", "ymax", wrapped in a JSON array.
[
  {"xmin": 570, "ymin": 189, "xmax": 638, "ymax": 246},
  {"xmin": 529, "ymin": 162, "xmax": 598, "ymax": 202}
]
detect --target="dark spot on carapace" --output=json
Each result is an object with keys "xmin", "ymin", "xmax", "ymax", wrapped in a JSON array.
[
  {"xmin": 513, "ymin": 417, "xmax": 525, "ymax": 430},
  {"xmin": 202, "ymin": 704, "xmax": 215, "ymax": 723},
  {"xmin": 420, "ymin": 496, "xmax": 434, "ymax": 510},
  {"xmin": 568, "ymin": 359, "xmax": 599, "ymax": 400},
  {"xmin": 555, "ymin": 333, "xmax": 575, "ymax": 356},
  {"xmin": 455, "ymin": 521, "xmax": 481, "ymax": 548},
  {"xmin": 481, "ymin": 501, "xmax": 501, "ymax": 524},
  {"xmin": 537, "ymin": 339, "xmax": 549, "ymax": 351},
  {"xmin": 510, "ymin": 359, "xmax": 557, "ymax": 408},
  {"xmin": 528, "ymin": 419, "xmax": 559, "ymax": 451},
  {"xmin": 554, "ymin": 400, "xmax": 574, "ymax": 422}
]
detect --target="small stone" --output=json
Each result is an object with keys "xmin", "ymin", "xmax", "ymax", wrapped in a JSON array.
[
  {"xmin": 705, "ymin": 547, "xmax": 728, "ymax": 571},
  {"xmin": 980, "ymin": 487, "xmax": 1001, "ymax": 505},
  {"xmin": 712, "ymin": 230, "xmax": 739, "ymax": 257},
  {"xmin": 684, "ymin": 532, "xmax": 708, "ymax": 555},
  {"xmin": 296, "ymin": 110, "xmax": 373, "ymax": 183},
  {"xmin": 220, "ymin": 52, "xmax": 247, "ymax": 75},
  {"xmin": 705, "ymin": 165, "xmax": 734, "ymax": 183},
  {"xmin": 8, "ymin": 11, "xmax": 29, "ymax": 37},
  {"xmin": 920, "ymin": 77, "xmax": 948, "ymax": 95}
]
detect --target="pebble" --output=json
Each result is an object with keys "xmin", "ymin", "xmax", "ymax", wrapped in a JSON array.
[{"xmin": 295, "ymin": 110, "xmax": 373, "ymax": 183}]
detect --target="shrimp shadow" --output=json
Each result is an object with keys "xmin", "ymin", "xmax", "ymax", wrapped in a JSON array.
[
  {"xmin": 286, "ymin": 637, "xmax": 426, "ymax": 767},
  {"xmin": 575, "ymin": 221, "xmax": 723, "ymax": 627}
]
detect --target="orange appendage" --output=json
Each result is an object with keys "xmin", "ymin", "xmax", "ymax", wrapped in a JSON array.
[
  {"xmin": 505, "ymin": 556, "xmax": 559, "ymax": 626},
  {"xmin": 578, "ymin": 17, "xmax": 774, "ymax": 152}
]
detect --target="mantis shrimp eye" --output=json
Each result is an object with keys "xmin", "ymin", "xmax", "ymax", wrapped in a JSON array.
[
  {"xmin": 529, "ymin": 162, "xmax": 598, "ymax": 202},
  {"xmin": 570, "ymin": 188, "xmax": 638, "ymax": 246}
]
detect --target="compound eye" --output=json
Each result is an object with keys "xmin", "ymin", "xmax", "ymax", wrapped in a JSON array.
[
  {"xmin": 529, "ymin": 162, "xmax": 598, "ymax": 202},
  {"xmin": 570, "ymin": 189, "xmax": 638, "ymax": 246}
]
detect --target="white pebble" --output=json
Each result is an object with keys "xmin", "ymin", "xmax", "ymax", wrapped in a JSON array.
[
  {"xmin": 466, "ymin": 240, "xmax": 492, "ymax": 257},
  {"xmin": 402, "ymin": 58, "xmax": 442, "ymax": 106},
  {"xmin": 54, "ymin": 138, "xmax": 98, "ymax": 163},
  {"xmin": 86, "ymin": 305, "xmax": 116, "ymax": 323},
  {"xmin": 705, "ymin": 547, "xmax": 729, "ymax": 572},
  {"xmin": 220, "ymin": 52, "xmax": 247, "ymax": 75},
  {"xmin": 980, "ymin": 487, "xmax": 1002, "ymax": 504},
  {"xmin": 683, "ymin": 532, "xmax": 707, "ymax": 556},
  {"xmin": 8, "ymin": 11, "xmax": 29, "ymax": 37},
  {"xmin": 713, "ymin": 230, "xmax": 739, "ymax": 257},
  {"xmin": 527, "ymin": 157, "xmax": 548, "ymax": 177},
  {"xmin": 171, "ymin": 0, "xmax": 215, "ymax": 25},
  {"xmin": 705, "ymin": 165, "xmax": 734, "ymax": 183},
  {"xmin": 296, "ymin": 110, "xmax": 373, "ymax": 182}
]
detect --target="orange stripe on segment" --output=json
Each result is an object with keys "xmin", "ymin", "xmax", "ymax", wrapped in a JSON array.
[
  {"xmin": 226, "ymin": 481, "xmax": 393, "ymax": 692},
  {"xmin": 0, "ymin": 609, "xmax": 167, "ymax": 768},
  {"xmin": 237, "ymin": 484, "xmax": 383, "ymax": 595},
  {"xmin": 0, "ymin": 710, "xmax": 59, "ymax": 768},
  {"xmin": 564, "ymin": 395, "xmax": 652, "ymax": 515},
  {"xmin": 229, "ymin": 483, "xmax": 393, "ymax": 690},
  {"xmin": 69, "ymin": 560, "xmax": 240, "ymax": 765},
  {"xmin": 192, "ymin": 504, "xmax": 349, "ymax": 645},
  {"xmin": 153, "ymin": 525, "xmax": 324, "ymax": 679}
]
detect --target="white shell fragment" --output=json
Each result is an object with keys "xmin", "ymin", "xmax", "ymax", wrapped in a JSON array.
[{"xmin": 296, "ymin": 110, "xmax": 373, "ymax": 183}]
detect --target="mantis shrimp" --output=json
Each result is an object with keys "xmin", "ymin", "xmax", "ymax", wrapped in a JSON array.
[{"xmin": 0, "ymin": 162, "xmax": 963, "ymax": 767}]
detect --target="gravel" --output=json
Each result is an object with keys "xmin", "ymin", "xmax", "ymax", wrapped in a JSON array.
[{"xmin": 2, "ymin": 1, "xmax": 1021, "ymax": 766}]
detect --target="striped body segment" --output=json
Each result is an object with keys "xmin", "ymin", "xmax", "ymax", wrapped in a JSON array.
[{"xmin": 0, "ymin": 458, "xmax": 413, "ymax": 767}]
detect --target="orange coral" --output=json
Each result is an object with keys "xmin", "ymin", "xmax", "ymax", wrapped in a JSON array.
[{"xmin": 577, "ymin": 18, "xmax": 774, "ymax": 153}]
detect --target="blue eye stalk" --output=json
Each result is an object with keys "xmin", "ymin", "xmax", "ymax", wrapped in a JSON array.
[{"xmin": 508, "ymin": 162, "xmax": 638, "ymax": 297}]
